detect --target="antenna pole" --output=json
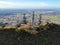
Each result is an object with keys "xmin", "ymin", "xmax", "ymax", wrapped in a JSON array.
[
  {"xmin": 23, "ymin": 13, "xmax": 27, "ymax": 24},
  {"xmin": 32, "ymin": 11, "xmax": 35, "ymax": 25},
  {"xmin": 39, "ymin": 14, "xmax": 42, "ymax": 25}
]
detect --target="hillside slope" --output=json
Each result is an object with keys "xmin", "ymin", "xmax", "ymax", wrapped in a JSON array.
[{"xmin": 0, "ymin": 23, "xmax": 60, "ymax": 45}]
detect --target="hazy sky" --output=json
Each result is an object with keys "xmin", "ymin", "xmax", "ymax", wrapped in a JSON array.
[{"xmin": 0, "ymin": 0, "xmax": 60, "ymax": 9}]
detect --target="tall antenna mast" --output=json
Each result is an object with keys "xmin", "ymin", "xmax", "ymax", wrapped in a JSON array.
[
  {"xmin": 32, "ymin": 11, "xmax": 35, "ymax": 25},
  {"xmin": 23, "ymin": 13, "xmax": 27, "ymax": 24},
  {"xmin": 39, "ymin": 14, "xmax": 42, "ymax": 25}
]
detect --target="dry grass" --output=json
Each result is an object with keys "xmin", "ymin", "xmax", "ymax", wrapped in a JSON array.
[{"xmin": 3, "ymin": 26, "xmax": 17, "ymax": 29}]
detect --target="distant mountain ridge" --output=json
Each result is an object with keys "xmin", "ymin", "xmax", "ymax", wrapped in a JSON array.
[{"xmin": 0, "ymin": 9, "xmax": 60, "ymax": 16}]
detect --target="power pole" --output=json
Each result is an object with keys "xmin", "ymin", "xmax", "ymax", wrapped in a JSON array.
[{"xmin": 23, "ymin": 13, "xmax": 27, "ymax": 24}]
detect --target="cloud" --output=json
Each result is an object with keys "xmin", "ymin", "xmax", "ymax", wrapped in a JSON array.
[{"xmin": 0, "ymin": 1, "xmax": 48, "ymax": 9}]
